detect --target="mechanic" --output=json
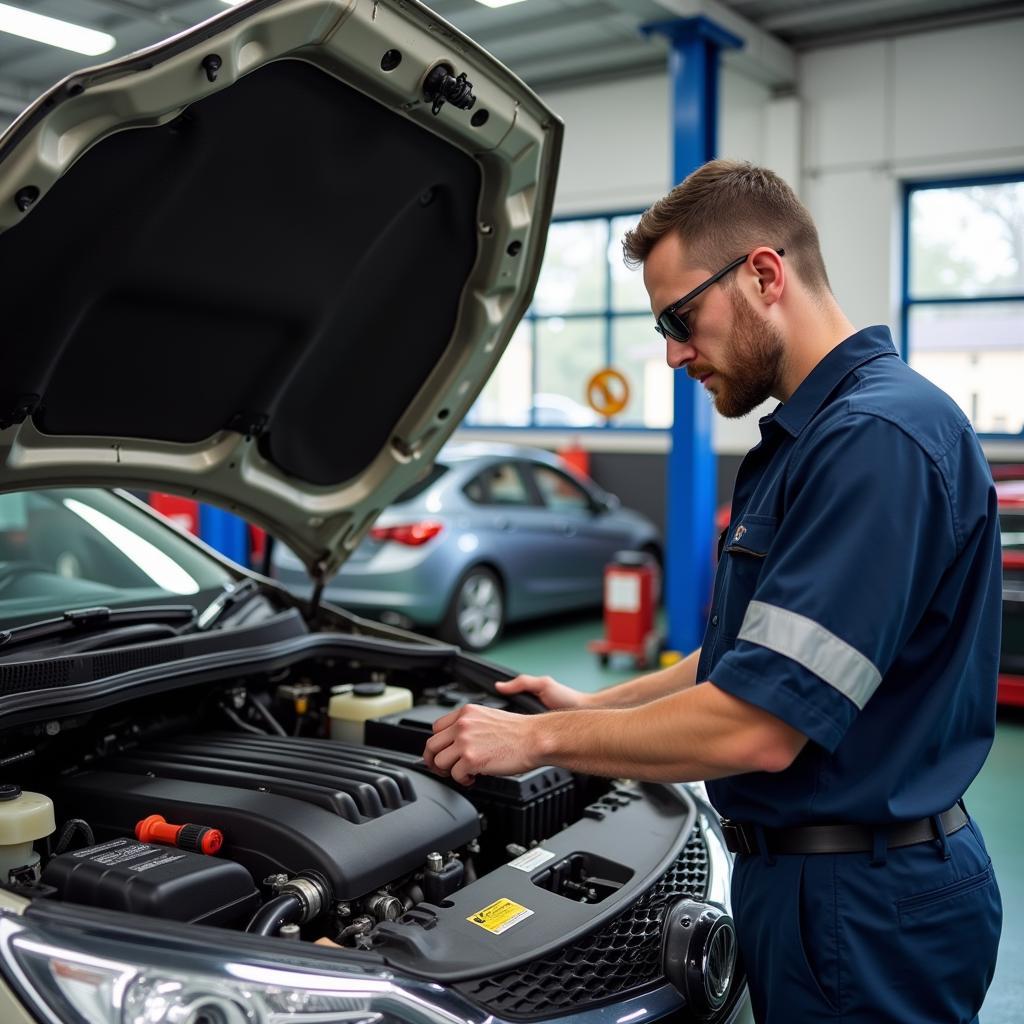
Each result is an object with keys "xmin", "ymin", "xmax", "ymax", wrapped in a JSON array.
[{"xmin": 424, "ymin": 160, "xmax": 1003, "ymax": 1023}]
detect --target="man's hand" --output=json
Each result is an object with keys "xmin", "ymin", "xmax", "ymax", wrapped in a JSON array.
[
  {"xmin": 424, "ymin": 683, "xmax": 808, "ymax": 786},
  {"xmin": 423, "ymin": 704, "xmax": 543, "ymax": 785},
  {"xmin": 494, "ymin": 674, "xmax": 590, "ymax": 710}
]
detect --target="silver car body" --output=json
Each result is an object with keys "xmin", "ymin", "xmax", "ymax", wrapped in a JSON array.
[{"xmin": 272, "ymin": 443, "xmax": 661, "ymax": 629}]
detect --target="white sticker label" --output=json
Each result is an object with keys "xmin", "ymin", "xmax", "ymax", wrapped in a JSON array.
[
  {"xmin": 129, "ymin": 853, "xmax": 186, "ymax": 872},
  {"xmin": 508, "ymin": 847, "xmax": 557, "ymax": 872},
  {"xmin": 75, "ymin": 840, "xmax": 153, "ymax": 867},
  {"xmin": 606, "ymin": 572, "xmax": 641, "ymax": 613}
]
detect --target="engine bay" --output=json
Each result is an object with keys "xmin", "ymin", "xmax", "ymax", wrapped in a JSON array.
[{"xmin": 0, "ymin": 641, "xmax": 704, "ymax": 980}]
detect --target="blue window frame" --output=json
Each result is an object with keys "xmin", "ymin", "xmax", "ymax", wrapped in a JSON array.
[
  {"xmin": 902, "ymin": 173, "xmax": 1024, "ymax": 439},
  {"xmin": 464, "ymin": 212, "xmax": 672, "ymax": 430}
]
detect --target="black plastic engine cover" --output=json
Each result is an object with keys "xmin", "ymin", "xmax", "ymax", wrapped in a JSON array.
[{"xmin": 56, "ymin": 733, "xmax": 479, "ymax": 899}]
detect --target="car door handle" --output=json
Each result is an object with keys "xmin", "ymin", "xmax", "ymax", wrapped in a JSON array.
[
  {"xmin": 562, "ymin": 523, "xmax": 577, "ymax": 537},
  {"xmin": 496, "ymin": 518, "xmax": 513, "ymax": 531}
]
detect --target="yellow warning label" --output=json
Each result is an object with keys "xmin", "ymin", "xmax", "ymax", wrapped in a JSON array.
[{"xmin": 467, "ymin": 898, "xmax": 534, "ymax": 935}]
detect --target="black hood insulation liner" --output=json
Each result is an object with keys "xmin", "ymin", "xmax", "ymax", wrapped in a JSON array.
[{"xmin": 0, "ymin": 59, "xmax": 480, "ymax": 487}]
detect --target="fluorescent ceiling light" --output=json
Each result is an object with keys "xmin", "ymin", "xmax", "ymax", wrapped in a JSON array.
[
  {"xmin": 0, "ymin": 2, "xmax": 114, "ymax": 56},
  {"xmin": 473, "ymin": 0, "xmax": 529, "ymax": 7}
]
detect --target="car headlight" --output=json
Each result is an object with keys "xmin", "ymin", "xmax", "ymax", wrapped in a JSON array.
[{"xmin": 0, "ymin": 912, "xmax": 473, "ymax": 1024}]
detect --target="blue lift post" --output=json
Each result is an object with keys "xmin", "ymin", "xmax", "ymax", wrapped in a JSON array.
[
  {"xmin": 198, "ymin": 503, "xmax": 250, "ymax": 566},
  {"xmin": 641, "ymin": 17, "xmax": 742, "ymax": 653}
]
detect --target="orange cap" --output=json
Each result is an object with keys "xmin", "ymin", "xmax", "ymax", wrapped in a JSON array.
[{"xmin": 135, "ymin": 814, "xmax": 224, "ymax": 855}]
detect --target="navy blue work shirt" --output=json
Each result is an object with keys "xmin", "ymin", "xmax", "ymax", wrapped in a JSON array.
[{"xmin": 698, "ymin": 326, "xmax": 1001, "ymax": 826}]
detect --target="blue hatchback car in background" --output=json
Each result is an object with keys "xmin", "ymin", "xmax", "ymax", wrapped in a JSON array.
[{"xmin": 272, "ymin": 443, "xmax": 662, "ymax": 651}]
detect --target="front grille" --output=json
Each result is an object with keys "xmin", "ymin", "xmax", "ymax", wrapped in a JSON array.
[{"xmin": 457, "ymin": 830, "xmax": 710, "ymax": 1020}]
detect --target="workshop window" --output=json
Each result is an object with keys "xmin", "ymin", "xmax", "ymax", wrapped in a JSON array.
[
  {"xmin": 465, "ymin": 213, "xmax": 672, "ymax": 430},
  {"xmin": 904, "ymin": 176, "xmax": 1024, "ymax": 437}
]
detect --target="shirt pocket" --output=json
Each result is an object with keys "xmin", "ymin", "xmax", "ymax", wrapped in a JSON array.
[{"xmin": 720, "ymin": 514, "xmax": 778, "ymax": 641}]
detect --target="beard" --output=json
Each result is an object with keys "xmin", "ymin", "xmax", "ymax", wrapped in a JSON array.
[{"xmin": 702, "ymin": 289, "xmax": 786, "ymax": 418}]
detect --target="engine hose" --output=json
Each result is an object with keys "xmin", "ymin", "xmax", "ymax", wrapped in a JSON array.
[
  {"xmin": 220, "ymin": 704, "xmax": 267, "ymax": 736},
  {"xmin": 248, "ymin": 695, "xmax": 287, "ymax": 737},
  {"xmin": 53, "ymin": 819, "xmax": 95, "ymax": 855},
  {"xmin": 246, "ymin": 893, "xmax": 304, "ymax": 937}
]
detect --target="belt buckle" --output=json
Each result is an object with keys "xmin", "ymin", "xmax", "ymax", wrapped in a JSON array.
[{"xmin": 720, "ymin": 819, "xmax": 755, "ymax": 855}]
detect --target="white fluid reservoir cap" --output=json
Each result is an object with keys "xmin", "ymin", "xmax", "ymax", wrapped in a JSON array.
[{"xmin": 0, "ymin": 786, "xmax": 57, "ymax": 844}]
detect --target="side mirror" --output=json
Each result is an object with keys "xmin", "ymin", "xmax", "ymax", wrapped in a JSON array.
[{"xmin": 595, "ymin": 493, "xmax": 621, "ymax": 515}]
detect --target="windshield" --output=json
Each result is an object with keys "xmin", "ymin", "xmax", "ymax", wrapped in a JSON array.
[{"xmin": 0, "ymin": 489, "xmax": 233, "ymax": 628}]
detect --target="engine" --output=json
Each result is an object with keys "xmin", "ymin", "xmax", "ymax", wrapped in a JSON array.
[
  {"xmin": 25, "ymin": 685, "xmax": 580, "ymax": 946},
  {"xmin": 55, "ymin": 734, "xmax": 482, "ymax": 899},
  {"xmin": 0, "ymin": 656, "xmax": 718, "ymax": 1018}
]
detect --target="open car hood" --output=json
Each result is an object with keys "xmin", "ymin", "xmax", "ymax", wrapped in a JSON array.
[{"xmin": 0, "ymin": 0, "xmax": 561, "ymax": 580}]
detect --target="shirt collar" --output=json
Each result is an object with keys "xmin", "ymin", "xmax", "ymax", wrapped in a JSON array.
[{"xmin": 770, "ymin": 325, "xmax": 897, "ymax": 438}]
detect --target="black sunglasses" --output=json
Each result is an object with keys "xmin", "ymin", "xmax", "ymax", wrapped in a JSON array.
[{"xmin": 654, "ymin": 248, "xmax": 785, "ymax": 342}]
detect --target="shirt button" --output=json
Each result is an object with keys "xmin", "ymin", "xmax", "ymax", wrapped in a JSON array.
[{"xmin": 711, "ymin": 614, "xmax": 719, "ymax": 627}]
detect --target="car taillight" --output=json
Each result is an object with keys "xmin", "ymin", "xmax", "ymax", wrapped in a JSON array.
[{"xmin": 370, "ymin": 521, "xmax": 444, "ymax": 546}]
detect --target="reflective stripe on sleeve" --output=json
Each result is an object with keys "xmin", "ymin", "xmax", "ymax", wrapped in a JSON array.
[{"xmin": 737, "ymin": 600, "xmax": 882, "ymax": 709}]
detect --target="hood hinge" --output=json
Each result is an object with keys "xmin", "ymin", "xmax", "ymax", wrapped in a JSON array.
[
  {"xmin": 226, "ymin": 411, "xmax": 269, "ymax": 439},
  {"xmin": 0, "ymin": 394, "xmax": 40, "ymax": 430}
]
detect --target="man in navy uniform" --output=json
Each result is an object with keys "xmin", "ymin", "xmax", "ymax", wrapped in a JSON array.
[{"xmin": 424, "ymin": 160, "xmax": 1002, "ymax": 1023}]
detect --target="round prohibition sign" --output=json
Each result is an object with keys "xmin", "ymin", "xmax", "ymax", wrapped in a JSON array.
[{"xmin": 586, "ymin": 368, "xmax": 631, "ymax": 418}]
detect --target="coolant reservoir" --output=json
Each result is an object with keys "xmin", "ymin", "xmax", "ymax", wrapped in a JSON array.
[
  {"xmin": 329, "ymin": 681, "xmax": 413, "ymax": 743},
  {"xmin": 0, "ymin": 785, "xmax": 55, "ymax": 883}
]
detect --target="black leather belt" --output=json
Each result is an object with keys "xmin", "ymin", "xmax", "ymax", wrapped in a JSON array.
[{"xmin": 721, "ymin": 802, "xmax": 968, "ymax": 856}]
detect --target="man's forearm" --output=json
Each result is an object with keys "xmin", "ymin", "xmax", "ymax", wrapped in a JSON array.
[
  {"xmin": 587, "ymin": 648, "xmax": 701, "ymax": 709},
  {"xmin": 536, "ymin": 681, "xmax": 807, "ymax": 782}
]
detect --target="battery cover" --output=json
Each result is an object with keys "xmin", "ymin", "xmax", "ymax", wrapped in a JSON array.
[{"xmin": 41, "ymin": 837, "xmax": 259, "ymax": 926}]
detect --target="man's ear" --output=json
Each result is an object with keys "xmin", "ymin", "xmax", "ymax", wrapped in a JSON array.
[{"xmin": 748, "ymin": 246, "xmax": 785, "ymax": 306}]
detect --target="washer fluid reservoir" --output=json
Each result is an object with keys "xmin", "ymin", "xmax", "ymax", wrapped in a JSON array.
[
  {"xmin": 0, "ymin": 785, "xmax": 55, "ymax": 883},
  {"xmin": 329, "ymin": 681, "xmax": 413, "ymax": 743}
]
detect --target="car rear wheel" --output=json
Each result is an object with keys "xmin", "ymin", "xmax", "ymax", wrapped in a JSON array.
[{"xmin": 440, "ymin": 566, "xmax": 505, "ymax": 651}]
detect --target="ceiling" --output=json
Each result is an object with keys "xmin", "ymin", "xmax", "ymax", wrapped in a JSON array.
[{"xmin": 1, "ymin": 0, "xmax": 1022, "ymax": 119}]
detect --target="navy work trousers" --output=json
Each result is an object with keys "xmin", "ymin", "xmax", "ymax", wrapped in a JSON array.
[{"xmin": 731, "ymin": 817, "xmax": 1002, "ymax": 1022}]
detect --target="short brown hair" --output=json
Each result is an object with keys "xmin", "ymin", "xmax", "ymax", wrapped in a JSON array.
[{"xmin": 622, "ymin": 160, "xmax": 831, "ymax": 293}]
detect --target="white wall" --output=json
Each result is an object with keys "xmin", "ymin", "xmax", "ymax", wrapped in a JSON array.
[
  {"xmin": 539, "ymin": 65, "xmax": 793, "ymax": 215},
  {"xmin": 521, "ymin": 16, "xmax": 1024, "ymax": 457},
  {"xmin": 800, "ymin": 17, "xmax": 1024, "ymax": 341},
  {"xmin": 799, "ymin": 17, "xmax": 1024, "ymax": 459},
  {"xmin": 535, "ymin": 65, "xmax": 795, "ymax": 456}
]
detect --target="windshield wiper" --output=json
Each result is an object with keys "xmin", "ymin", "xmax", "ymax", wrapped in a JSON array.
[
  {"xmin": 0, "ymin": 605, "xmax": 198, "ymax": 653},
  {"xmin": 194, "ymin": 578, "xmax": 262, "ymax": 632}
]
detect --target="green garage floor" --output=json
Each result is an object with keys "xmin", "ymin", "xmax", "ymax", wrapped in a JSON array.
[{"xmin": 486, "ymin": 612, "xmax": 1023, "ymax": 1024}]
